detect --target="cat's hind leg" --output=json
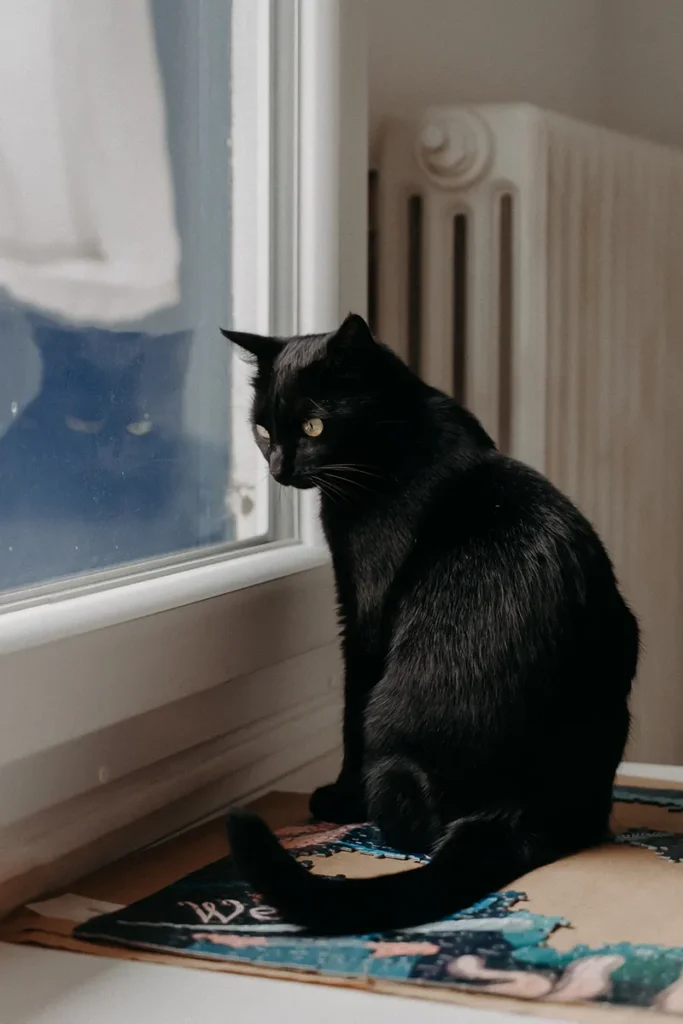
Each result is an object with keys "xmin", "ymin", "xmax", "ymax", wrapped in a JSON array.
[{"xmin": 365, "ymin": 755, "xmax": 441, "ymax": 855}]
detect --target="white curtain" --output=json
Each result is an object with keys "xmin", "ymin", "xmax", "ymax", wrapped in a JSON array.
[{"xmin": 0, "ymin": 0, "xmax": 180, "ymax": 325}]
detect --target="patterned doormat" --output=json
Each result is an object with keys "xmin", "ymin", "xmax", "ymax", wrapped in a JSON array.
[{"xmin": 3, "ymin": 777, "xmax": 683, "ymax": 1022}]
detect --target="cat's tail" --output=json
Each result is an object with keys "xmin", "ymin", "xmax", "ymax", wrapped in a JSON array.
[{"xmin": 226, "ymin": 807, "xmax": 562, "ymax": 935}]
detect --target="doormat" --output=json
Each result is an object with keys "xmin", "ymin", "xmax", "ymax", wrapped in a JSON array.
[{"xmin": 3, "ymin": 778, "xmax": 683, "ymax": 1023}]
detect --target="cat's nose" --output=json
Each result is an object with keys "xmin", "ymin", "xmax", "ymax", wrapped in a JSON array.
[{"xmin": 268, "ymin": 446, "xmax": 286, "ymax": 482}]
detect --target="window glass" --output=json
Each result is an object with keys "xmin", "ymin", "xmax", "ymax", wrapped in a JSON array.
[{"xmin": 0, "ymin": 0, "xmax": 280, "ymax": 596}]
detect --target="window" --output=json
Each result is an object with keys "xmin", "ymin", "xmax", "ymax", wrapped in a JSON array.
[
  {"xmin": 0, "ymin": 0, "xmax": 367, "ymax": 890},
  {"xmin": 0, "ymin": 0, "xmax": 294, "ymax": 600}
]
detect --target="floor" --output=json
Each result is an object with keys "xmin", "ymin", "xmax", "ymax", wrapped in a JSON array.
[
  {"xmin": 0, "ymin": 943, "xmax": 559, "ymax": 1024},
  {"xmin": 2, "ymin": 762, "xmax": 679, "ymax": 1024}
]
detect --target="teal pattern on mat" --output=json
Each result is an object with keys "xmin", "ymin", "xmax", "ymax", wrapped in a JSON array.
[{"xmin": 613, "ymin": 784, "xmax": 683, "ymax": 810}]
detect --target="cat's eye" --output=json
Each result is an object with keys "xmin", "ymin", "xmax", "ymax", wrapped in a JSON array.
[
  {"xmin": 255, "ymin": 424, "xmax": 270, "ymax": 440},
  {"xmin": 65, "ymin": 415, "xmax": 103, "ymax": 434},
  {"xmin": 126, "ymin": 419, "xmax": 154, "ymax": 436},
  {"xmin": 302, "ymin": 417, "xmax": 324, "ymax": 438}
]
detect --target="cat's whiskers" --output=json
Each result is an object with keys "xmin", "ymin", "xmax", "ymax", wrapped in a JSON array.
[
  {"xmin": 317, "ymin": 475, "xmax": 350, "ymax": 501},
  {"xmin": 319, "ymin": 469, "xmax": 378, "ymax": 498},
  {"xmin": 319, "ymin": 462, "xmax": 387, "ymax": 481},
  {"xmin": 309, "ymin": 474, "xmax": 345, "ymax": 507}
]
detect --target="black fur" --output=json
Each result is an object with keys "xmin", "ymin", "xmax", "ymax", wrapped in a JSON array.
[{"xmin": 222, "ymin": 314, "xmax": 639, "ymax": 934}]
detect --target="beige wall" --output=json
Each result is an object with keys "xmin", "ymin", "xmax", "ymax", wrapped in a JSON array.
[
  {"xmin": 600, "ymin": 0, "xmax": 683, "ymax": 149},
  {"xmin": 369, "ymin": 0, "xmax": 683, "ymax": 151},
  {"xmin": 368, "ymin": 0, "xmax": 603, "ymax": 139}
]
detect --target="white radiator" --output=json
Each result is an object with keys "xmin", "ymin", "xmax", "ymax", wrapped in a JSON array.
[{"xmin": 373, "ymin": 105, "xmax": 683, "ymax": 762}]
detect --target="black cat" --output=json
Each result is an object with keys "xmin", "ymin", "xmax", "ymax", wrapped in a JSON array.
[{"xmin": 223, "ymin": 314, "xmax": 639, "ymax": 934}]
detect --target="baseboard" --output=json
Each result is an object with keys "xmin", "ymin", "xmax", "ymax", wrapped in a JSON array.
[
  {"xmin": 0, "ymin": 694, "xmax": 342, "ymax": 917},
  {"xmin": 273, "ymin": 748, "xmax": 342, "ymax": 794}
]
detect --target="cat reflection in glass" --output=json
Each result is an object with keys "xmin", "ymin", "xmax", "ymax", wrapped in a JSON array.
[{"xmin": 0, "ymin": 316, "xmax": 229, "ymax": 585}]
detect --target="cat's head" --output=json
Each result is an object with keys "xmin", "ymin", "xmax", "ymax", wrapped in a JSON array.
[{"xmin": 222, "ymin": 314, "xmax": 419, "ymax": 489}]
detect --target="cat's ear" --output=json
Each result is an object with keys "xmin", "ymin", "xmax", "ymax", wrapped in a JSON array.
[
  {"xmin": 328, "ymin": 314, "xmax": 375, "ymax": 356},
  {"xmin": 220, "ymin": 328, "xmax": 283, "ymax": 368}
]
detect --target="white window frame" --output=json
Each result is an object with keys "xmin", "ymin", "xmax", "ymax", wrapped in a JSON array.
[{"xmin": 0, "ymin": 0, "xmax": 367, "ymax": 894}]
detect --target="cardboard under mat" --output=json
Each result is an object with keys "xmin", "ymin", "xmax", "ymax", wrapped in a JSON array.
[{"xmin": 2, "ymin": 777, "xmax": 683, "ymax": 1022}]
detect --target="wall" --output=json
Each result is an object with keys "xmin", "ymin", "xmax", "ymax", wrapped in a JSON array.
[
  {"xmin": 370, "ymin": 0, "xmax": 683, "ymax": 152},
  {"xmin": 600, "ymin": 0, "xmax": 683, "ymax": 150},
  {"xmin": 368, "ymin": 0, "xmax": 603, "ymax": 139}
]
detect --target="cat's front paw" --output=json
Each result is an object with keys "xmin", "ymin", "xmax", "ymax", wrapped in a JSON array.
[{"xmin": 309, "ymin": 781, "xmax": 367, "ymax": 824}]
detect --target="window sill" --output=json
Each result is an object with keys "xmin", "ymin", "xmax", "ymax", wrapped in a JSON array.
[{"xmin": 0, "ymin": 539, "xmax": 329, "ymax": 656}]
